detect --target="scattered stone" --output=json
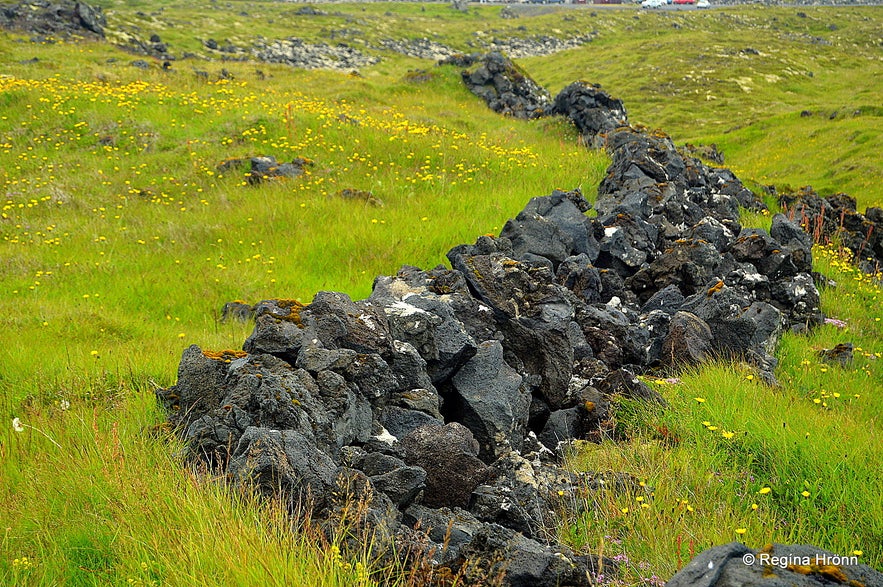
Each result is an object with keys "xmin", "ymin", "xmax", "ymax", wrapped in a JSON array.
[
  {"xmin": 378, "ymin": 38, "xmax": 456, "ymax": 61},
  {"xmin": 818, "ymin": 342, "xmax": 853, "ymax": 366},
  {"xmin": 217, "ymin": 156, "xmax": 312, "ymax": 184},
  {"xmin": 221, "ymin": 301, "xmax": 255, "ymax": 323},
  {"xmin": 451, "ymin": 0, "xmax": 469, "ymax": 12},
  {"xmin": 335, "ymin": 188, "xmax": 384, "ymax": 207},
  {"xmin": 294, "ymin": 6, "xmax": 326, "ymax": 16},
  {"xmin": 484, "ymin": 33, "xmax": 596, "ymax": 59},
  {"xmin": 500, "ymin": 5, "xmax": 519, "ymax": 19}
]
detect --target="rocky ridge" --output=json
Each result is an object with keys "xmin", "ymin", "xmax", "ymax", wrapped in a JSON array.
[
  {"xmin": 481, "ymin": 33, "xmax": 596, "ymax": 59},
  {"xmin": 253, "ymin": 37, "xmax": 380, "ymax": 71}
]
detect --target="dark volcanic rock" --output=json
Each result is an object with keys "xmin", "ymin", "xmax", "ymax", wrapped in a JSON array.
[
  {"xmin": 449, "ymin": 340, "xmax": 531, "ymax": 462},
  {"xmin": 161, "ymin": 72, "xmax": 838, "ymax": 585},
  {"xmin": 399, "ymin": 423, "xmax": 492, "ymax": 509},
  {"xmin": 627, "ymin": 239, "xmax": 732, "ymax": 304},
  {"xmin": 218, "ymin": 155, "xmax": 313, "ymax": 185},
  {"xmin": 221, "ymin": 300, "xmax": 255, "ymax": 323},
  {"xmin": 447, "ymin": 241, "xmax": 577, "ymax": 409},
  {"xmin": 0, "ymin": 0, "xmax": 106, "ymax": 38},
  {"xmin": 818, "ymin": 342, "xmax": 853, "ymax": 366},
  {"xmin": 451, "ymin": 51, "xmax": 552, "ymax": 120},
  {"xmin": 229, "ymin": 426, "xmax": 338, "ymax": 504},
  {"xmin": 778, "ymin": 185, "xmax": 883, "ymax": 274},
  {"xmin": 661, "ymin": 311, "xmax": 713, "ymax": 367},
  {"xmin": 552, "ymin": 81, "xmax": 629, "ymax": 147},
  {"xmin": 458, "ymin": 523, "xmax": 612, "ymax": 587},
  {"xmin": 503, "ymin": 188, "xmax": 598, "ymax": 265}
]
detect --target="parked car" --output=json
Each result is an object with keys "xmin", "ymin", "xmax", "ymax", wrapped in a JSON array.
[
  {"xmin": 641, "ymin": 0, "xmax": 665, "ymax": 8},
  {"xmin": 696, "ymin": 0, "xmax": 710, "ymax": 7}
]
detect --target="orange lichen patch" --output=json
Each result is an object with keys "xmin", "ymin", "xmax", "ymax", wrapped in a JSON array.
[
  {"xmin": 202, "ymin": 349, "xmax": 248, "ymax": 361},
  {"xmin": 786, "ymin": 564, "xmax": 851, "ymax": 584},
  {"xmin": 759, "ymin": 544, "xmax": 775, "ymax": 555},
  {"xmin": 584, "ymin": 401, "xmax": 596, "ymax": 412},
  {"xmin": 272, "ymin": 298, "xmax": 306, "ymax": 326},
  {"xmin": 707, "ymin": 279, "xmax": 725, "ymax": 296}
]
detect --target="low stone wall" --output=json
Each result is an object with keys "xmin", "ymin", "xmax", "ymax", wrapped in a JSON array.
[{"xmin": 157, "ymin": 51, "xmax": 877, "ymax": 587}]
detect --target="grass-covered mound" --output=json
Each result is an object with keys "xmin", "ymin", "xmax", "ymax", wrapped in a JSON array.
[{"xmin": 1, "ymin": 1, "xmax": 880, "ymax": 585}]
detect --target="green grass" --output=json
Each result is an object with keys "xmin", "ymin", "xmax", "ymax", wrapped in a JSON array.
[{"xmin": 1, "ymin": 2, "xmax": 881, "ymax": 585}]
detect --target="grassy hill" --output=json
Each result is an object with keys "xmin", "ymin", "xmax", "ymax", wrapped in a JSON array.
[{"xmin": 1, "ymin": 1, "xmax": 880, "ymax": 585}]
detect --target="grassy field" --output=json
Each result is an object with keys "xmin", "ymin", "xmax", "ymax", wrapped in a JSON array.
[{"xmin": 1, "ymin": 2, "xmax": 881, "ymax": 585}]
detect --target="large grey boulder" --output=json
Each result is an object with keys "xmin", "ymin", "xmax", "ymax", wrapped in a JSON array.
[
  {"xmin": 449, "ymin": 340, "xmax": 531, "ymax": 462},
  {"xmin": 458, "ymin": 523, "xmax": 613, "ymax": 587},
  {"xmin": 666, "ymin": 542, "xmax": 883, "ymax": 587},
  {"xmin": 399, "ymin": 423, "xmax": 492, "ymax": 509},
  {"xmin": 228, "ymin": 427, "xmax": 338, "ymax": 504},
  {"xmin": 661, "ymin": 311, "xmax": 713, "ymax": 367}
]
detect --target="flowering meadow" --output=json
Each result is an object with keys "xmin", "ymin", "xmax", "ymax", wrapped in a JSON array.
[{"xmin": 1, "ymin": 2, "xmax": 880, "ymax": 585}]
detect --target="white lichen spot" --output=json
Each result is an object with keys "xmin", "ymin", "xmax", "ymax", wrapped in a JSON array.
[
  {"xmin": 373, "ymin": 427, "xmax": 397, "ymax": 445},
  {"xmin": 385, "ymin": 300, "xmax": 427, "ymax": 318}
]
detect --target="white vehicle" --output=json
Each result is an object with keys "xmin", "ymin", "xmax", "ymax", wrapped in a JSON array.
[
  {"xmin": 696, "ymin": 0, "xmax": 710, "ymax": 7},
  {"xmin": 641, "ymin": 0, "xmax": 665, "ymax": 8}
]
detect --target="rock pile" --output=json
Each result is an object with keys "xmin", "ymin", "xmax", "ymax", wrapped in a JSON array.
[
  {"xmin": 160, "ymin": 276, "xmax": 625, "ymax": 584},
  {"xmin": 442, "ymin": 52, "xmax": 552, "ymax": 120},
  {"xmin": 445, "ymin": 53, "xmax": 626, "ymax": 146},
  {"xmin": 217, "ymin": 156, "xmax": 312, "ymax": 185},
  {"xmin": 377, "ymin": 38, "xmax": 458, "ymax": 62},
  {"xmin": 0, "ymin": 0, "xmax": 105, "ymax": 38},
  {"xmin": 776, "ymin": 185, "xmax": 882, "ymax": 275},
  {"xmin": 253, "ymin": 37, "xmax": 379, "ymax": 72},
  {"xmin": 454, "ymin": 56, "xmax": 823, "ymax": 380},
  {"xmin": 552, "ymin": 81, "xmax": 629, "ymax": 147},
  {"xmin": 482, "ymin": 33, "xmax": 595, "ymax": 59}
]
